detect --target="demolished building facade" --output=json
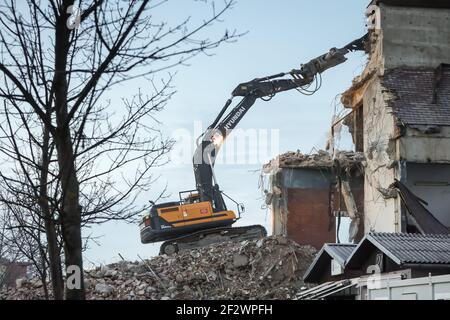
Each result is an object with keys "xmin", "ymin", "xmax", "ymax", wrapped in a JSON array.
[
  {"xmin": 342, "ymin": 0, "xmax": 450, "ymax": 234},
  {"xmin": 265, "ymin": 0, "xmax": 450, "ymax": 252},
  {"xmin": 263, "ymin": 151, "xmax": 365, "ymax": 249}
]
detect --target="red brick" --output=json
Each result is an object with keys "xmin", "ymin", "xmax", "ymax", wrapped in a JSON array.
[{"xmin": 287, "ymin": 189, "xmax": 335, "ymax": 250}]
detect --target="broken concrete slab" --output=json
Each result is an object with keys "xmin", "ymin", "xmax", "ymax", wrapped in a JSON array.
[{"xmin": 263, "ymin": 150, "xmax": 365, "ymax": 173}]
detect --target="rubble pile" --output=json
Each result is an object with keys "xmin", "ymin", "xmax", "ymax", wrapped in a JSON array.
[
  {"xmin": 263, "ymin": 150, "xmax": 365, "ymax": 173},
  {"xmin": 1, "ymin": 236, "xmax": 316, "ymax": 300}
]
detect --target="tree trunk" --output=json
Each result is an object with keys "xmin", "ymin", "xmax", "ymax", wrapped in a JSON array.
[
  {"xmin": 40, "ymin": 270, "xmax": 49, "ymax": 300},
  {"xmin": 37, "ymin": 245, "xmax": 49, "ymax": 300},
  {"xmin": 44, "ymin": 219, "xmax": 64, "ymax": 299},
  {"xmin": 53, "ymin": 3, "xmax": 85, "ymax": 299},
  {"xmin": 54, "ymin": 129, "xmax": 85, "ymax": 300},
  {"xmin": 39, "ymin": 126, "xmax": 65, "ymax": 300},
  {"xmin": 54, "ymin": 93, "xmax": 85, "ymax": 299}
]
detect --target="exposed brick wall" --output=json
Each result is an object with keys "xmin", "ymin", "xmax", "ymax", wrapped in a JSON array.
[
  {"xmin": 285, "ymin": 179, "xmax": 364, "ymax": 249},
  {"xmin": 286, "ymin": 189, "xmax": 336, "ymax": 250}
]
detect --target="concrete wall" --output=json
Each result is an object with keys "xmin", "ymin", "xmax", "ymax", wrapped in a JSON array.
[
  {"xmin": 362, "ymin": 79, "xmax": 401, "ymax": 233},
  {"xmin": 269, "ymin": 171, "xmax": 287, "ymax": 237},
  {"xmin": 400, "ymin": 127, "xmax": 450, "ymax": 228},
  {"xmin": 400, "ymin": 127, "xmax": 450, "ymax": 163},
  {"xmin": 349, "ymin": 3, "xmax": 450, "ymax": 234},
  {"xmin": 379, "ymin": 4, "xmax": 450, "ymax": 69},
  {"xmin": 405, "ymin": 163, "xmax": 450, "ymax": 227}
]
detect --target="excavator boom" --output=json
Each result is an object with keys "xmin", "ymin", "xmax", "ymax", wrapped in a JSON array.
[
  {"xmin": 140, "ymin": 34, "xmax": 367, "ymax": 255},
  {"xmin": 193, "ymin": 33, "xmax": 367, "ymax": 212}
]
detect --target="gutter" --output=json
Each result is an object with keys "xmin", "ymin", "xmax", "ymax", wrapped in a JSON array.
[{"xmin": 402, "ymin": 263, "xmax": 450, "ymax": 270}]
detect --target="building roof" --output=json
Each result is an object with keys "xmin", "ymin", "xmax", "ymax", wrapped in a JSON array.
[
  {"xmin": 382, "ymin": 66, "xmax": 450, "ymax": 126},
  {"xmin": 303, "ymin": 243, "xmax": 357, "ymax": 283},
  {"xmin": 370, "ymin": 0, "xmax": 450, "ymax": 9},
  {"xmin": 324, "ymin": 243, "xmax": 357, "ymax": 265},
  {"xmin": 346, "ymin": 233, "xmax": 450, "ymax": 268},
  {"xmin": 0, "ymin": 258, "xmax": 31, "ymax": 267}
]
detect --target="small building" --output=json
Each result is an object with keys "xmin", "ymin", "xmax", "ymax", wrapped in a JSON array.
[
  {"xmin": 300, "ymin": 232, "xmax": 450, "ymax": 300},
  {"xmin": 346, "ymin": 233, "xmax": 450, "ymax": 279},
  {"xmin": 0, "ymin": 258, "xmax": 30, "ymax": 288},
  {"xmin": 262, "ymin": 151, "xmax": 364, "ymax": 250},
  {"xmin": 299, "ymin": 272, "xmax": 450, "ymax": 300},
  {"xmin": 303, "ymin": 243, "xmax": 357, "ymax": 284},
  {"xmin": 305, "ymin": 232, "xmax": 450, "ymax": 285}
]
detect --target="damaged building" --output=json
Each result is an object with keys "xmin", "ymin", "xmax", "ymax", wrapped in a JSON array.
[
  {"xmin": 299, "ymin": 233, "xmax": 450, "ymax": 300},
  {"xmin": 263, "ymin": 150, "xmax": 365, "ymax": 249},
  {"xmin": 267, "ymin": 0, "xmax": 450, "ymax": 300},
  {"xmin": 342, "ymin": 0, "xmax": 450, "ymax": 234},
  {"xmin": 264, "ymin": 0, "xmax": 450, "ymax": 252}
]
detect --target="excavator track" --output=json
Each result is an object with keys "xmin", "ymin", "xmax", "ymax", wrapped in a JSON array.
[{"xmin": 159, "ymin": 224, "xmax": 267, "ymax": 255}]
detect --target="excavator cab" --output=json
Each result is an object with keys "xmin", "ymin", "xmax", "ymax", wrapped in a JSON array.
[{"xmin": 180, "ymin": 191, "xmax": 201, "ymax": 204}]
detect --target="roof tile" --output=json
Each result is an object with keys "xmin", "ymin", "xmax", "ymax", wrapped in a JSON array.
[
  {"xmin": 382, "ymin": 66, "xmax": 450, "ymax": 126},
  {"xmin": 369, "ymin": 232, "xmax": 450, "ymax": 265},
  {"xmin": 325, "ymin": 244, "xmax": 357, "ymax": 265}
]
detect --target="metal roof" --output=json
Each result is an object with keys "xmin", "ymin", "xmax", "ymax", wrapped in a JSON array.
[
  {"xmin": 346, "ymin": 233, "xmax": 450, "ymax": 268},
  {"xmin": 325, "ymin": 244, "xmax": 357, "ymax": 265},
  {"xmin": 303, "ymin": 243, "xmax": 357, "ymax": 283},
  {"xmin": 382, "ymin": 66, "xmax": 450, "ymax": 126}
]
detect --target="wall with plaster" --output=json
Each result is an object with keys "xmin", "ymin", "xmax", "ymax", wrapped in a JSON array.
[
  {"xmin": 355, "ymin": 3, "xmax": 450, "ymax": 233},
  {"xmin": 362, "ymin": 79, "xmax": 400, "ymax": 233},
  {"xmin": 269, "ymin": 171, "xmax": 287, "ymax": 237}
]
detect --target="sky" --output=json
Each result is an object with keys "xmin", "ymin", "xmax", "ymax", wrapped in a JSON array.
[{"xmin": 83, "ymin": 0, "xmax": 369, "ymax": 266}]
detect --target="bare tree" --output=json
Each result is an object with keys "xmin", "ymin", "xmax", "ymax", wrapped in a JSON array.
[
  {"xmin": 0, "ymin": 0, "xmax": 240, "ymax": 299},
  {"xmin": 0, "ymin": 205, "xmax": 51, "ymax": 299},
  {"xmin": 0, "ymin": 97, "xmax": 65, "ymax": 298}
]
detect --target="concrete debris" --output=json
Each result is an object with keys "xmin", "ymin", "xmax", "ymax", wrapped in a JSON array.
[
  {"xmin": 263, "ymin": 150, "xmax": 365, "ymax": 173},
  {"xmin": 0, "ymin": 236, "xmax": 316, "ymax": 300},
  {"xmin": 95, "ymin": 283, "xmax": 114, "ymax": 296},
  {"xmin": 378, "ymin": 187, "xmax": 398, "ymax": 199}
]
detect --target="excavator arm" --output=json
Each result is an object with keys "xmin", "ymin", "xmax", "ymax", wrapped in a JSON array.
[
  {"xmin": 193, "ymin": 34, "xmax": 368, "ymax": 212},
  {"xmin": 141, "ymin": 34, "xmax": 368, "ymax": 254}
]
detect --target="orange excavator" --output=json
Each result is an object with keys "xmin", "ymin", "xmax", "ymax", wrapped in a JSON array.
[{"xmin": 140, "ymin": 34, "xmax": 367, "ymax": 255}]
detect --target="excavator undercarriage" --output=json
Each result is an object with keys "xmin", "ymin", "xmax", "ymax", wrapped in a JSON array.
[{"xmin": 159, "ymin": 225, "xmax": 267, "ymax": 255}]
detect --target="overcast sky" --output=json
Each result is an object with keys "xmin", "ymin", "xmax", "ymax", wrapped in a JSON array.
[{"xmin": 83, "ymin": 0, "xmax": 369, "ymax": 267}]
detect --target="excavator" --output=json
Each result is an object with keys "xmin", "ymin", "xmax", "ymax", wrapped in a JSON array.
[{"xmin": 140, "ymin": 34, "xmax": 367, "ymax": 255}]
